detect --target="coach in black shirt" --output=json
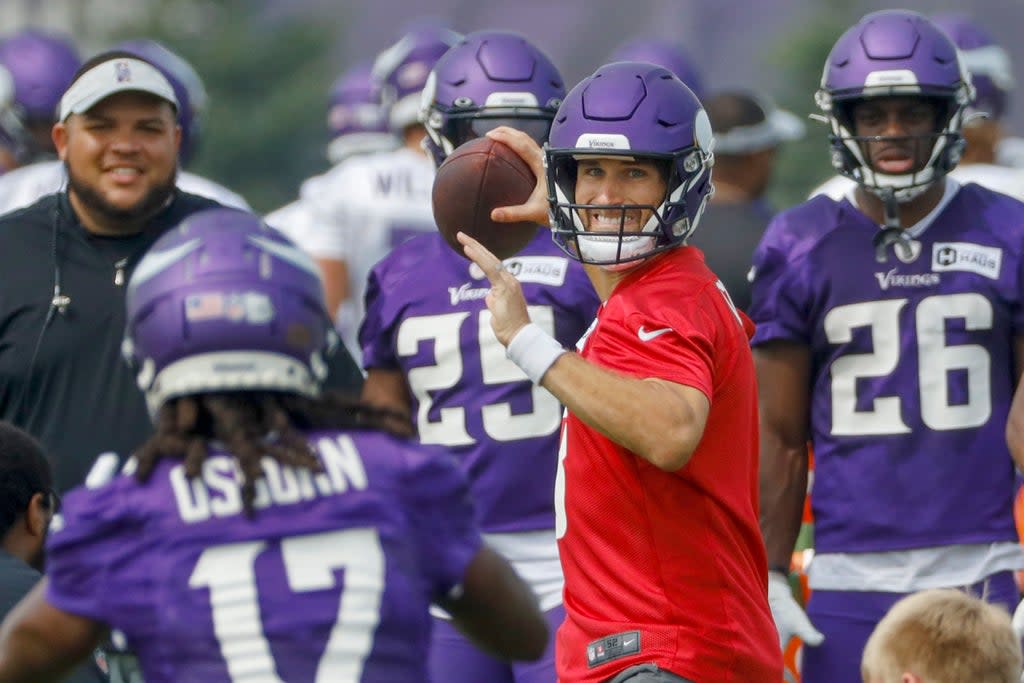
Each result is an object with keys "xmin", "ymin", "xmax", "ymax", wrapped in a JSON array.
[{"xmin": 0, "ymin": 51, "xmax": 362, "ymax": 492}]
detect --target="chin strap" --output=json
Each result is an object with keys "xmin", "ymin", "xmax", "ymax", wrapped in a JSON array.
[{"xmin": 872, "ymin": 189, "xmax": 906, "ymax": 263}]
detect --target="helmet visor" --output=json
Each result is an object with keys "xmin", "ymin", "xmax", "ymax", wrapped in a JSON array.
[{"xmin": 443, "ymin": 110, "xmax": 553, "ymax": 149}]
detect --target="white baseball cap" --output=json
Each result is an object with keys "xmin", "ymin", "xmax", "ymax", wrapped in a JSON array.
[
  {"xmin": 709, "ymin": 92, "xmax": 805, "ymax": 155},
  {"xmin": 59, "ymin": 56, "xmax": 178, "ymax": 121}
]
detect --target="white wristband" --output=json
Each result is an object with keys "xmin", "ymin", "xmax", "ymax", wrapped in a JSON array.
[{"xmin": 505, "ymin": 323, "xmax": 566, "ymax": 385}]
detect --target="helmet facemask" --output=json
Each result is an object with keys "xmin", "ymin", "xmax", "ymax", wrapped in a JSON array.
[
  {"xmin": 423, "ymin": 100, "xmax": 557, "ymax": 168},
  {"xmin": 821, "ymin": 90, "xmax": 969, "ymax": 203},
  {"xmin": 546, "ymin": 146, "xmax": 713, "ymax": 268},
  {"xmin": 815, "ymin": 9, "xmax": 976, "ymax": 204}
]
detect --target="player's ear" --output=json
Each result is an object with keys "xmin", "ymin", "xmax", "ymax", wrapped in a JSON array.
[
  {"xmin": 26, "ymin": 492, "xmax": 50, "ymax": 538},
  {"xmin": 53, "ymin": 122, "xmax": 69, "ymax": 161}
]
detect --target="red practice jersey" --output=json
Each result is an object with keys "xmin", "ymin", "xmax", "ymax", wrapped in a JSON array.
[{"xmin": 554, "ymin": 247, "xmax": 781, "ymax": 682}]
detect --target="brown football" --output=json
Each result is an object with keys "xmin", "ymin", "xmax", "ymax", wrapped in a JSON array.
[{"xmin": 432, "ymin": 136, "xmax": 539, "ymax": 260}]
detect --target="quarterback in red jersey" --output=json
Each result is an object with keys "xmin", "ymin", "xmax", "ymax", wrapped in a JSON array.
[{"xmin": 458, "ymin": 60, "xmax": 781, "ymax": 683}]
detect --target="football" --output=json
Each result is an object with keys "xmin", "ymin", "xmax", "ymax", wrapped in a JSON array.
[{"xmin": 432, "ymin": 137, "xmax": 539, "ymax": 260}]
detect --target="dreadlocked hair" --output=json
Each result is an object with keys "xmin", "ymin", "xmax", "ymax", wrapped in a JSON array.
[{"xmin": 134, "ymin": 390, "xmax": 413, "ymax": 515}]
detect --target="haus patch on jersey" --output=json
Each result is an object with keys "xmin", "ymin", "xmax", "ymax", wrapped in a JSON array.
[{"xmin": 931, "ymin": 242, "xmax": 1002, "ymax": 279}]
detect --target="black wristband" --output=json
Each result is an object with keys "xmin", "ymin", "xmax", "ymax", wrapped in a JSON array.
[{"xmin": 769, "ymin": 565, "xmax": 790, "ymax": 575}]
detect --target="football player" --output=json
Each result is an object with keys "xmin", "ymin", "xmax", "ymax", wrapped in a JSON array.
[
  {"xmin": 0, "ymin": 208, "xmax": 549, "ymax": 683},
  {"xmin": 811, "ymin": 12, "xmax": 1024, "ymax": 203},
  {"xmin": 460, "ymin": 60, "xmax": 782, "ymax": 681},
  {"xmin": 751, "ymin": 11, "xmax": 1024, "ymax": 683},
  {"xmin": 264, "ymin": 60, "xmax": 398, "ymax": 293},
  {"xmin": 359, "ymin": 30, "xmax": 599, "ymax": 683},
  {"xmin": 326, "ymin": 61, "xmax": 399, "ymax": 166},
  {"xmin": 292, "ymin": 26, "xmax": 460, "ymax": 359},
  {"xmin": 0, "ymin": 28, "xmax": 80, "ymax": 171},
  {"xmin": 0, "ymin": 39, "xmax": 249, "ymax": 214}
]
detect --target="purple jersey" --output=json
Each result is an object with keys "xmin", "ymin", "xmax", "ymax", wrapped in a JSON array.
[
  {"xmin": 749, "ymin": 184, "xmax": 1024, "ymax": 554},
  {"xmin": 45, "ymin": 430, "xmax": 482, "ymax": 683},
  {"xmin": 361, "ymin": 230, "xmax": 600, "ymax": 533}
]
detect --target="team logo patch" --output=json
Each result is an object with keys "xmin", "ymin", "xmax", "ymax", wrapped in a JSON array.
[
  {"xmin": 448, "ymin": 283, "xmax": 490, "ymax": 306},
  {"xmin": 469, "ymin": 256, "xmax": 568, "ymax": 286},
  {"xmin": 874, "ymin": 268, "xmax": 941, "ymax": 291},
  {"xmin": 586, "ymin": 631, "xmax": 641, "ymax": 668},
  {"xmin": 115, "ymin": 60, "xmax": 131, "ymax": 83},
  {"xmin": 397, "ymin": 61, "xmax": 429, "ymax": 88},
  {"xmin": 574, "ymin": 133, "xmax": 631, "ymax": 151},
  {"xmin": 931, "ymin": 242, "xmax": 1002, "ymax": 279}
]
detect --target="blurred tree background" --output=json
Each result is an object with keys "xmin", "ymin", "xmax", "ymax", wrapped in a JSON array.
[
  {"xmin": 5, "ymin": 0, "xmax": 1024, "ymax": 217},
  {"xmin": 95, "ymin": 0, "xmax": 867, "ymax": 215},
  {"xmin": 106, "ymin": 0, "xmax": 344, "ymax": 213}
]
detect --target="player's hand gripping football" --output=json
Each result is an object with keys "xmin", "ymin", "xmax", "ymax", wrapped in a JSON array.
[
  {"xmin": 485, "ymin": 127, "xmax": 550, "ymax": 227},
  {"xmin": 458, "ymin": 231, "xmax": 531, "ymax": 347},
  {"xmin": 768, "ymin": 570, "xmax": 825, "ymax": 651}
]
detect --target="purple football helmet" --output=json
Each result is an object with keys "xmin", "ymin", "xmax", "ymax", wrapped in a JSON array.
[
  {"xmin": 115, "ymin": 39, "xmax": 208, "ymax": 166},
  {"xmin": 419, "ymin": 30, "xmax": 565, "ymax": 168},
  {"xmin": 609, "ymin": 38, "xmax": 705, "ymax": 101},
  {"xmin": 546, "ymin": 62, "xmax": 714, "ymax": 268},
  {"xmin": 816, "ymin": 10, "xmax": 974, "ymax": 202},
  {"xmin": 326, "ymin": 61, "xmax": 397, "ymax": 164},
  {"xmin": 123, "ymin": 208, "xmax": 337, "ymax": 416},
  {"xmin": 0, "ymin": 29, "xmax": 80, "ymax": 163},
  {"xmin": 372, "ymin": 26, "xmax": 461, "ymax": 132},
  {"xmin": 932, "ymin": 13, "xmax": 1013, "ymax": 121}
]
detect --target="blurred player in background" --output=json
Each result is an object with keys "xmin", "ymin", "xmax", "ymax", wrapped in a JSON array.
[
  {"xmin": 0, "ymin": 208, "xmax": 549, "ymax": 683},
  {"xmin": 690, "ymin": 90, "xmax": 804, "ymax": 311},
  {"xmin": 0, "ymin": 421, "xmax": 102, "ymax": 683},
  {"xmin": 465, "ymin": 59, "xmax": 781, "ymax": 682},
  {"xmin": 0, "ymin": 38, "xmax": 249, "ymax": 214},
  {"xmin": 359, "ymin": 30, "xmax": 599, "ymax": 683},
  {"xmin": 326, "ymin": 61, "xmax": 400, "ymax": 165},
  {"xmin": 751, "ymin": 11, "xmax": 1024, "ymax": 683},
  {"xmin": 0, "ymin": 28, "xmax": 80, "ymax": 172},
  {"xmin": 291, "ymin": 26, "xmax": 460, "ymax": 359},
  {"xmin": 812, "ymin": 12, "xmax": 1024, "ymax": 203},
  {"xmin": 0, "ymin": 422, "xmax": 53, "ymax": 618},
  {"xmin": 608, "ymin": 37, "xmax": 705, "ymax": 100},
  {"xmin": 265, "ymin": 60, "xmax": 397, "ymax": 286},
  {"xmin": 931, "ymin": 14, "xmax": 1017, "ymax": 166}
]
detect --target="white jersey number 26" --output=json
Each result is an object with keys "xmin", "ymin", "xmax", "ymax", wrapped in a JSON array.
[{"xmin": 825, "ymin": 293, "xmax": 993, "ymax": 436}]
